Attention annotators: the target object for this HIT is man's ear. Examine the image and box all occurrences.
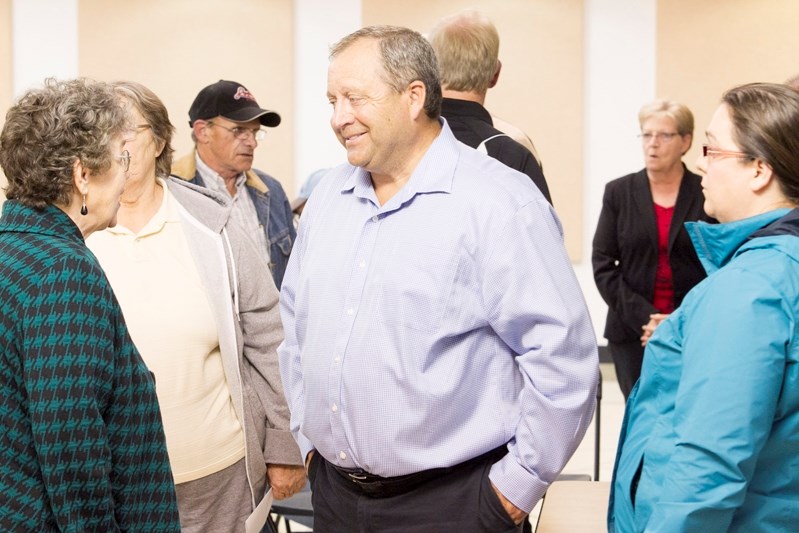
[72,158,90,195]
[193,120,210,144]
[407,80,427,120]
[488,59,502,89]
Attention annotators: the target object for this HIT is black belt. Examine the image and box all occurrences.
[330,445,507,499]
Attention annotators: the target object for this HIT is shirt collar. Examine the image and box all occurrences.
[195,152,246,197]
[340,118,459,208]
[105,178,179,237]
[441,97,493,124]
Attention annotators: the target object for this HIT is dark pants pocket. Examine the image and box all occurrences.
[478,463,522,532]
[307,451,321,487]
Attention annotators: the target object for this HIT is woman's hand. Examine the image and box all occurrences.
[641,313,669,346]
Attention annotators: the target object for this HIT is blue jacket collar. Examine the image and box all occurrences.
[686,208,793,274]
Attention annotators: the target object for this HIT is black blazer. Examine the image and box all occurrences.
[592,167,713,342]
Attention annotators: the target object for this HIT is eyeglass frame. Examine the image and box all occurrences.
[116,149,131,172]
[207,120,267,141]
[638,131,682,143]
[701,144,754,161]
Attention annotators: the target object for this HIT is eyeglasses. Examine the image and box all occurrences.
[638,132,681,143]
[123,125,151,144]
[208,121,267,141]
[116,150,131,172]
[702,144,753,161]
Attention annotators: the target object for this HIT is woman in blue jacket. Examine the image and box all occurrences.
[609,82,799,531]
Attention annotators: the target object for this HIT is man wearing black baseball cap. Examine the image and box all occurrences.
[172,80,295,288]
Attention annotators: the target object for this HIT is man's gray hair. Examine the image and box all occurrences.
[330,25,442,119]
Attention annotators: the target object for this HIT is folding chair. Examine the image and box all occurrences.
[270,483,313,532]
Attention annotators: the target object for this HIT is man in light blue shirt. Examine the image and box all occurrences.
[278,25,598,532]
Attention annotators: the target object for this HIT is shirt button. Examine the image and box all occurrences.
[331,403,338,412]
[347,308,354,315]
[371,215,379,223]
[335,356,341,363]
[359,260,366,268]
[339,451,347,460]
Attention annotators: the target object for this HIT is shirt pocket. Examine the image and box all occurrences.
[377,242,461,333]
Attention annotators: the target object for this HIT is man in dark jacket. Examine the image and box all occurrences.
[429,10,552,204]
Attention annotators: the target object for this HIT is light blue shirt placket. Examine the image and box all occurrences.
[329,206,384,468]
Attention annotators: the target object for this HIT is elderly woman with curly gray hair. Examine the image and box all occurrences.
[0,78,180,531]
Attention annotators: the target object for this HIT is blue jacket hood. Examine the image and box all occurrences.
[748,206,799,240]
[685,208,794,275]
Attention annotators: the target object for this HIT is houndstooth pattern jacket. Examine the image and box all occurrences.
[0,201,180,532]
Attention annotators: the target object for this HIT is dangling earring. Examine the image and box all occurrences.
[80,194,88,216]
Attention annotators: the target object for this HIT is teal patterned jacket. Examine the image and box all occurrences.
[0,201,180,532]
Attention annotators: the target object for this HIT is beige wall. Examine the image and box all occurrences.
[5,1,799,244]
[0,0,9,117]
[79,0,295,190]
[363,0,585,259]
[0,0,10,199]
[658,0,799,172]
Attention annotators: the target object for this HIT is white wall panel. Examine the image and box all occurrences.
[12,0,77,96]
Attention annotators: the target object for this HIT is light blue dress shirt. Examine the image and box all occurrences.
[278,121,598,512]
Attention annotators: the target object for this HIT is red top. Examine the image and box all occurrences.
[652,204,675,313]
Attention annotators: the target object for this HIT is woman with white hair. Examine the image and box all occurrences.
[593,99,713,399]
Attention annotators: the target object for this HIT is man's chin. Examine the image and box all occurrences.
[236,155,254,170]
[346,151,367,168]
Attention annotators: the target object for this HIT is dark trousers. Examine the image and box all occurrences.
[609,339,644,400]
[308,452,523,533]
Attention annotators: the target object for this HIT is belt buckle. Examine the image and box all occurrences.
[348,472,369,482]
[346,471,385,495]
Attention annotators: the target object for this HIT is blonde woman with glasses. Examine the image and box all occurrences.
[592,99,714,399]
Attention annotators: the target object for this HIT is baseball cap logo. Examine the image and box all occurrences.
[234,86,257,102]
